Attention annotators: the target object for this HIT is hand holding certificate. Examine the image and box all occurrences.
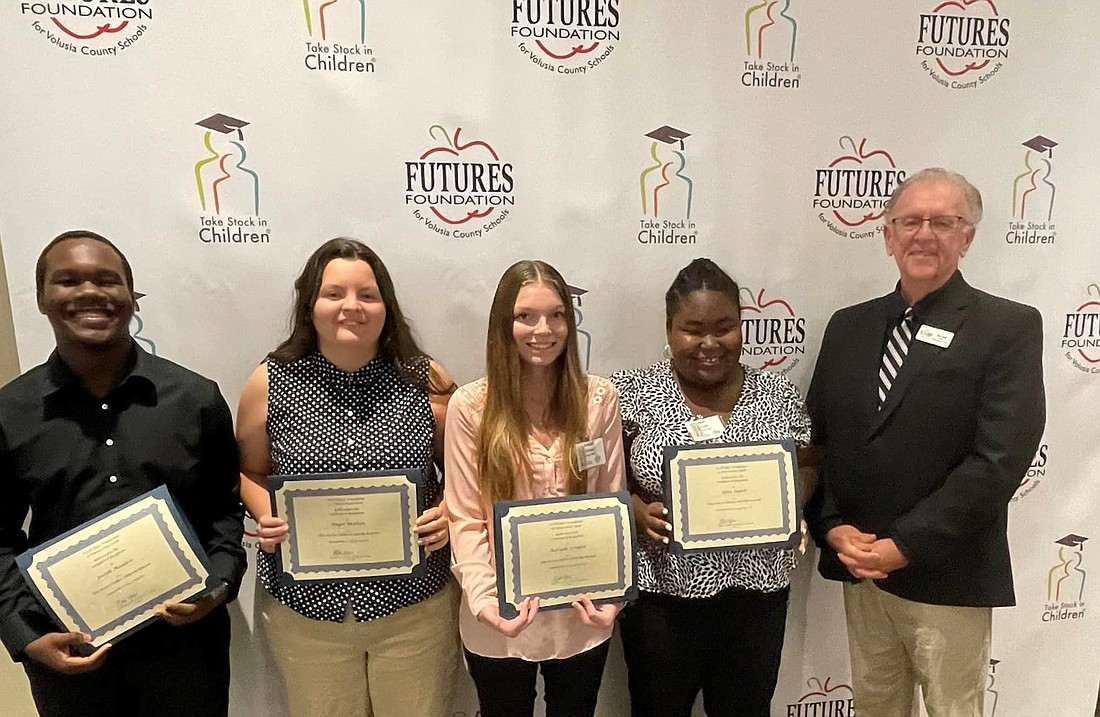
[493,492,638,619]
[268,469,425,583]
[662,440,802,553]
[17,486,214,648]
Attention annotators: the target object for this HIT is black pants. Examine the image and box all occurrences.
[23,606,231,717]
[464,640,611,717]
[619,586,789,717]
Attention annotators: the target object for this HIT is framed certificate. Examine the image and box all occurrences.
[16,486,213,647]
[662,440,801,553]
[493,491,637,619]
[269,469,425,583]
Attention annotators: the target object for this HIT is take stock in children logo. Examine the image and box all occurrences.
[405,125,515,239]
[1006,135,1058,247]
[915,0,1011,90]
[637,126,698,246]
[569,284,594,372]
[192,113,271,245]
[1042,534,1087,625]
[511,0,619,76]
[19,0,153,57]
[785,677,854,716]
[739,287,806,375]
[1060,283,1100,376]
[742,0,802,90]
[298,0,375,75]
[812,136,906,240]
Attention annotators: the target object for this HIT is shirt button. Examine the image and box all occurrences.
[108,475,118,483]
[346,409,354,417]
[101,403,109,411]
[105,438,114,447]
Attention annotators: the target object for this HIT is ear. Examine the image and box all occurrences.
[883,223,896,257]
[960,226,976,257]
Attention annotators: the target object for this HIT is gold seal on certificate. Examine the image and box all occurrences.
[16,486,213,647]
[269,470,424,583]
[493,491,637,619]
[662,440,801,552]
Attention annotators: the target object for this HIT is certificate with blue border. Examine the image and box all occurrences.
[662,440,801,553]
[16,486,213,647]
[269,470,424,583]
[493,491,637,619]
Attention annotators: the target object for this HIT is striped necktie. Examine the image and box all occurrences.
[878,307,914,408]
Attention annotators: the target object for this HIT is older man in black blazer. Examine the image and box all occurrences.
[806,168,1045,717]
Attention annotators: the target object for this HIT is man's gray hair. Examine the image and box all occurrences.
[883,167,984,225]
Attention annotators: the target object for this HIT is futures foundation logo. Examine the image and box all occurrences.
[299,0,375,74]
[1012,442,1048,504]
[1060,284,1100,375]
[405,125,515,239]
[1042,534,1087,625]
[813,136,905,240]
[739,287,805,375]
[20,1,153,57]
[742,0,801,90]
[511,0,619,76]
[1006,135,1057,247]
[785,677,854,716]
[915,0,1011,89]
[637,126,698,246]
[193,114,271,245]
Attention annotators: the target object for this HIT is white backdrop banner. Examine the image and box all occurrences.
[1,2,1097,715]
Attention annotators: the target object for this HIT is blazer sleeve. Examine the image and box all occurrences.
[805,313,845,544]
[888,304,1046,565]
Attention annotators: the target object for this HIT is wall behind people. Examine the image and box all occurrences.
[0,2,1097,715]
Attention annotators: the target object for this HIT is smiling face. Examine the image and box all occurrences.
[667,289,743,390]
[312,258,387,359]
[512,282,568,371]
[38,238,135,352]
[884,179,975,303]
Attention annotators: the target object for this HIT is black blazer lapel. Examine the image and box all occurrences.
[866,277,973,437]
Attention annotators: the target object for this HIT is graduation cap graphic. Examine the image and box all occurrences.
[568,285,588,306]
[196,113,250,141]
[1022,135,1057,157]
[1055,534,1087,548]
[989,659,1000,667]
[645,126,691,150]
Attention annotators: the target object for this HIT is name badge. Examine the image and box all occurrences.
[685,415,725,442]
[575,438,606,472]
[915,324,954,348]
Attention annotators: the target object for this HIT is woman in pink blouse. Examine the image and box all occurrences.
[445,260,626,717]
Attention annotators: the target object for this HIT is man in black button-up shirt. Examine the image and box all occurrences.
[0,230,246,716]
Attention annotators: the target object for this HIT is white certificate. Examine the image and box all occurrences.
[17,486,212,646]
[663,440,801,552]
[270,470,423,582]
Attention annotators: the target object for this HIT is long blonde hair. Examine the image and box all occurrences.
[477,260,589,503]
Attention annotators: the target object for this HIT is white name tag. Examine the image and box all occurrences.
[685,415,725,442]
[915,324,954,348]
[575,438,606,471]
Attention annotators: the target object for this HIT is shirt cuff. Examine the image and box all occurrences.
[1,609,56,662]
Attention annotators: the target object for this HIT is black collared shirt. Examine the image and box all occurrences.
[883,270,964,342]
[0,345,245,658]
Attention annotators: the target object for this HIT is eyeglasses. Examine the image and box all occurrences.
[888,215,968,234]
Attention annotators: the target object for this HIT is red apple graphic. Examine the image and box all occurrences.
[931,0,999,77]
[827,136,898,228]
[740,287,798,370]
[1074,297,1100,364]
[419,126,501,226]
[798,677,854,703]
[536,41,600,60]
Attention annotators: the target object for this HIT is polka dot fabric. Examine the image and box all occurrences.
[257,352,449,622]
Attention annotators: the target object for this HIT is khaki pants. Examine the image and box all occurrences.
[258,580,460,717]
[843,580,991,717]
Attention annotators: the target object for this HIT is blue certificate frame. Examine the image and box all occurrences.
[16,485,214,647]
[492,491,637,619]
[268,469,425,584]
[662,439,801,553]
